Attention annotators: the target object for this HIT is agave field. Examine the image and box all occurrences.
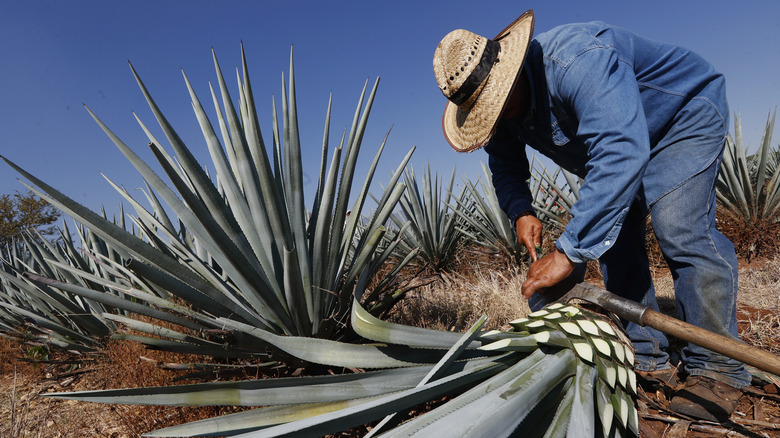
[1,46,779,437]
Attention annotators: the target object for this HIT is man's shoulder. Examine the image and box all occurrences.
[535,21,615,60]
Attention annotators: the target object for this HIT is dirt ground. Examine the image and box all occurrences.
[1,260,779,437]
[634,302,780,438]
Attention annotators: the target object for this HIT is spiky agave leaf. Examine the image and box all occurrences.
[528,155,581,228]
[454,159,580,265]
[46,287,638,438]
[716,109,780,220]
[390,164,466,271]
[1,44,417,344]
[0,224,120,352]
[454,162,523,262]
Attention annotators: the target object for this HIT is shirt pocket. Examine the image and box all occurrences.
[550,118,573,146]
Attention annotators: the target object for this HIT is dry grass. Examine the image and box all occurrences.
[387,266,531,332]
[738,256,780,309]
[388,254,780,355]
[737,256,780,354]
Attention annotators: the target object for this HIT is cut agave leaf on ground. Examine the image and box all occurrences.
[137,302,634,437]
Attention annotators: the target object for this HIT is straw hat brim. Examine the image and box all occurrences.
[442,10,535,152]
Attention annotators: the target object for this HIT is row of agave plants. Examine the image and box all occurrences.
[0,43,776,436]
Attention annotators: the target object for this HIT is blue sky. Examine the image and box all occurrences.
[2,1,779,218]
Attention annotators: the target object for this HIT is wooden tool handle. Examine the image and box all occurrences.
[642,308,780,376]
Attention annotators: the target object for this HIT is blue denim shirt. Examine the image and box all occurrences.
[485,22,727,263]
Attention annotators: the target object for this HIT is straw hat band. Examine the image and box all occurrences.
[448,39,501,106]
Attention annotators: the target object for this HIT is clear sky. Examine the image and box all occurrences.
[2,0,779,218]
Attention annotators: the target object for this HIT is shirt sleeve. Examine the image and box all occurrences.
[483,124,535,224]
[552,45,650,263]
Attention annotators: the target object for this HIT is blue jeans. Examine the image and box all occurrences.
[530,122,750,389]
[643,157,749,388]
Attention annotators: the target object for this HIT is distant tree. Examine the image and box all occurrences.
[0,190,61,252]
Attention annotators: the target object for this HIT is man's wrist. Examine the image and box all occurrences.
[512,210,536,227]
[555,245,575,265]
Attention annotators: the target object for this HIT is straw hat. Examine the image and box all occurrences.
[433,10,535,152]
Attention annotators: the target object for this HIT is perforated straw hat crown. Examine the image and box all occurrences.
[433,10,534,152]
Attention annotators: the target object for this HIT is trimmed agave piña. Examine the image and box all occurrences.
[1,45,416,348]
[45,280,638,437]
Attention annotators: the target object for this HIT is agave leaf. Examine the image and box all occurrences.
[327,79,375,278]
[393,165,464,270]
[754,109,776,201]
[0,301,100,348]
[3,150,274,332]
[144,398,386,437]
[310,142,342,301]
[137,172,177,235]
[281,49,314,329]
[308,93,333,233]
[452,163,522,261]
[100,175,282,331]
[381,349,575,438]
[144,358,512,438]
[541,380,576,438]
[365,315,489,437]
[37,257,218,328]
[339,145,415,292]
[102,313,223,347]
[282,245,311,335]
[125,257,258,326]
[47,355,507,407]
[216,316,488,369]
[351,293,484,349]
[335,132,398,284]
[182,70,277,281]
[734,116,756,215]
[208,81,242,190]
[111,333,258,358]
[24,273,203,332]
[716,110,780,222]
[759,109,777,215]
[147,142,292,330]
[228,357,510,438]
[214,49,291,260]
[340,184,407,290]
[0,266,111,337]
[568,361,598,437]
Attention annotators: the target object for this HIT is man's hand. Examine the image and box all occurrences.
[515,212,543,262]
[521,248,576,299]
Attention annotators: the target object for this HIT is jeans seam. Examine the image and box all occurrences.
[703,163,739,312]
[646,97,727,207]
[648,154,719,208]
